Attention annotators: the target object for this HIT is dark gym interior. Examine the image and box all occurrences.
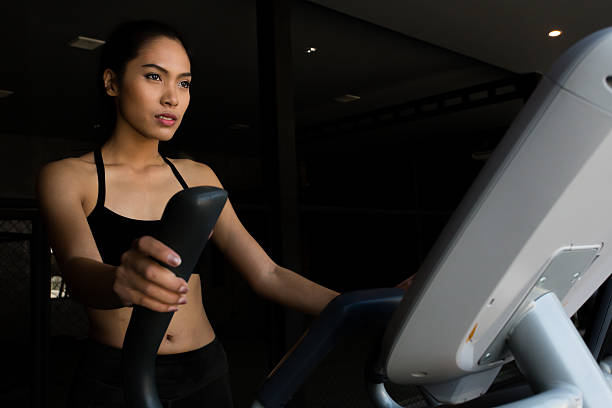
[2,1,612,407]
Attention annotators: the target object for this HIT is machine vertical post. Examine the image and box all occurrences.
[507,292,612,407]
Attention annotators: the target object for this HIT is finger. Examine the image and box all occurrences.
[113,273,187,312]
[126,287,183,313]
[133,236,182,267]
[123,254,188,295]
[122,267,188,306]
[123,245,188,291]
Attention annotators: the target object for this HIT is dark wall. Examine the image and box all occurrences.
[0,133,93,199]
[295,99,524,291]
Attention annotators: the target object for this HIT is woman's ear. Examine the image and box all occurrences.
[103,69,119,96]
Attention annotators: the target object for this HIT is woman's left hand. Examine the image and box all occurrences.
[396,274,416,291]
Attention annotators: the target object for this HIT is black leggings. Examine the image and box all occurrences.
[68,338,233,408]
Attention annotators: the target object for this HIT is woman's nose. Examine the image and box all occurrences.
[161,86,179,107]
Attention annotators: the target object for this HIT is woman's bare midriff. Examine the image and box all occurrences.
[86,274,215,354]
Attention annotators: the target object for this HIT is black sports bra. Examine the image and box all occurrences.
[87,148,188,266]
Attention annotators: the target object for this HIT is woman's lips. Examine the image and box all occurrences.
[155,113,177,126]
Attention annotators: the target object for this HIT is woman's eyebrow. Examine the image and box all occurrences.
[141,63,192,77]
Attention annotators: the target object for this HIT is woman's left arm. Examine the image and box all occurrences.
[214,199,339,315]
[192,163,339,315]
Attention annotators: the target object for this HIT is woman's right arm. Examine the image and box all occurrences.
[37,160,188,312]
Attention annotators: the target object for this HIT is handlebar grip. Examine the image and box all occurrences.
[122,186,228,408]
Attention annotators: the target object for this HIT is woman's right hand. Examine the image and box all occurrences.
[113,236,189,312]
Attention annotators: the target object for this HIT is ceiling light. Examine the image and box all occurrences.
[69,36,105,50]
[0,90,14,98]
[305,47,317,54]
[548,30,563,38]
[333,94,361,103]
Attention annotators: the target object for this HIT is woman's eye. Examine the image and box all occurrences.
[179,80,191,89]
[145,73,161,81]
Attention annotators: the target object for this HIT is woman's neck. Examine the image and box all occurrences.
[103,126,163,169]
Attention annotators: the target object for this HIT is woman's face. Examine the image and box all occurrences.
[107,36,191,142]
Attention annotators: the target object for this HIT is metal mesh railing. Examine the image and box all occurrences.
[0,218,32,234]
[0,217,88,339]
[0,220,31,343]
[0,210,89,408]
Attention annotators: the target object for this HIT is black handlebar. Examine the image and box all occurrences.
[121,186,228,408]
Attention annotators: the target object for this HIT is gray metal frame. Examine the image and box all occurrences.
[497,292,612,407]
[494,386,582,408]
[363,292,612,408]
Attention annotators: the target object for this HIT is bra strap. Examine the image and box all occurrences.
[163,157,189,190]
[93,148,106,208]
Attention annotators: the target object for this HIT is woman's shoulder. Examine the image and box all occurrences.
[37,153,99,205]
[165,158,223,188]
[39,152,97,182]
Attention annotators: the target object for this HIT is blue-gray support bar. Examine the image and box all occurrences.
[365,381,404,408]
[253,288,404,408]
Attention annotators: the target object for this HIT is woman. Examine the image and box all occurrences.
[37,20,341,407]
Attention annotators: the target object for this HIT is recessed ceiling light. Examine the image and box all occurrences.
[0,90,14,98]
[305,47,317,54]
[333,94,361,103]
[548,30,563,38]
[69,36,105,50]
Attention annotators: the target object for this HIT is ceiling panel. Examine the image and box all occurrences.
[309,0,612,73]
